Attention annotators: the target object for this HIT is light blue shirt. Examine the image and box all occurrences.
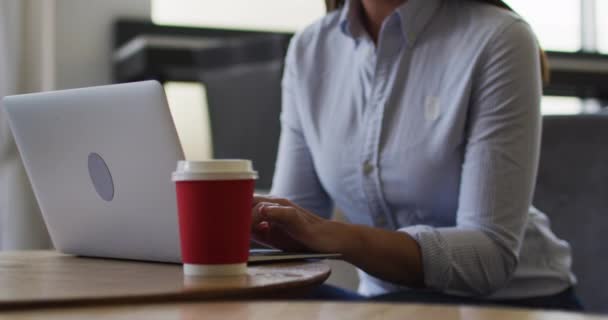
[270,0,575,298]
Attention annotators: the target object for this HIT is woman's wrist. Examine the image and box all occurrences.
[325,221,363,260]
[322,221,426,287]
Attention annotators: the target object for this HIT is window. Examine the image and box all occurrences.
[164,82,213,160]
[598,0,608,53]
[541,96,584,115]
[153,1,602,115]
[153,0,604,54]
[505,0,597,114]
[505,0,581,52]
[151,0,326,32]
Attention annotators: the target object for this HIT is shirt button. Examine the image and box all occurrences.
[363,161,374,175]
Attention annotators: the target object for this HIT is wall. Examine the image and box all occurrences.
[0,0,54,250]
[54,0,151,90]
[0,0,151,250]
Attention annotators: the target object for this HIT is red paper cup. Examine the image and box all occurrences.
[172,160,257,276]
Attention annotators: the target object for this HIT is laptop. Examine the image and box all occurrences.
[3,81,338,263]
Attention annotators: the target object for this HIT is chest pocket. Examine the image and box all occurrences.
[391,95,443,150]
[424,96,441,121]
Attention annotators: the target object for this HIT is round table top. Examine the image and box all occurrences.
[0,251,330,310]
[0,301,604,320]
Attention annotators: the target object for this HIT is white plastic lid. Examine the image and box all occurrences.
[172,159,258,181]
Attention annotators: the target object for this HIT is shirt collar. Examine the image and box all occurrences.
[339,0,365,40]
[339,0,442,47]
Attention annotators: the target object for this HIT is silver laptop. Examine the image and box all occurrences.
[3,81,338,263]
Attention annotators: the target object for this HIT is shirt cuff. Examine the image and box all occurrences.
[399,225,452,291]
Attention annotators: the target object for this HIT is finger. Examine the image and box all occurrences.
[251,202,288,227]
[252,202,277,227]
[255,221,270,231]
[252,196,313,217]
[260,205,301,233]
[251,202,265,226]
[252,194,266,206]
[254,196,311,214]
[256,202,280,212]
[253,195,271,204]
[253,195,292,207]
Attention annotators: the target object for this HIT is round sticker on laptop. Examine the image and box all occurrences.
[88,152,114,201]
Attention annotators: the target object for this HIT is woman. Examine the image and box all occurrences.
[252,0,580,310]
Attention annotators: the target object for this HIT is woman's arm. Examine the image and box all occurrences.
[255,19,541,295]
[270,34,334,219]
[253,196,424,287]
[399,19,542,295]
[252,34,334,251]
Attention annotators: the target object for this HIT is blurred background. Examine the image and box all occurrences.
[0,0,607,310]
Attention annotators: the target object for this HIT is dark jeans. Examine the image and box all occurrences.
[304,285,583,312]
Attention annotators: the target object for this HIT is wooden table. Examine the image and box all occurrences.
[0,302,605,320]
[0,251,330,310]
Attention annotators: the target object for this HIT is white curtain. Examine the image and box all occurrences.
[0,0,52,250]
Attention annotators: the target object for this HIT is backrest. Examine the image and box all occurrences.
[533,114,608,313]
[201,60,283,190]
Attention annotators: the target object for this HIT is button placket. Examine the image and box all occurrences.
[360,23,404,228]
[360,120,382,225]
[370,112,387,227]
[363,23,405,229]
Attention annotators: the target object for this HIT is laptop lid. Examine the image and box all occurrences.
[4,81,185,262]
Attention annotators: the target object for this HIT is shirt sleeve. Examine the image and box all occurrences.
[269,37,334,219]
[399,20,542,295]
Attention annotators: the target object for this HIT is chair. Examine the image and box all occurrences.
[533,114,608,313]
[200,60,283,190]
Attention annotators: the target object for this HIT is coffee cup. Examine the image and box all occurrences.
[172,160,257,276]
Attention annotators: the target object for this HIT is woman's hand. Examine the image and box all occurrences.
[251,195,424,287]
[251,195,349,253]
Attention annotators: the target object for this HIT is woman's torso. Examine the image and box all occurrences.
[284,0,575,298]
